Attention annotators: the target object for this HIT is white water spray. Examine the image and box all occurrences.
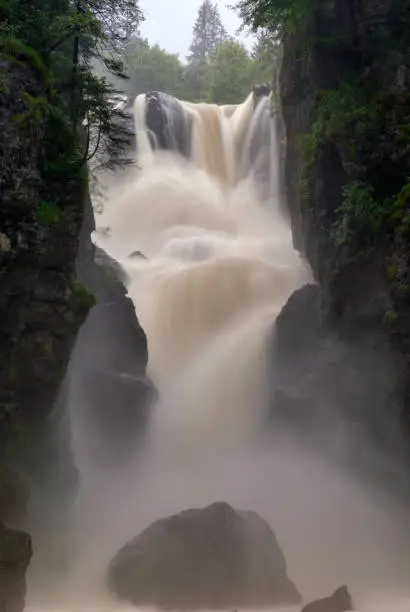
[27,92,410,612]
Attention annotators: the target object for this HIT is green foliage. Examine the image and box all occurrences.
[206,39,254,104]
[188,0,228,64]
[14,93,50,131]
[233,0,314,36]
[1,0,144,186]
[331,181,388,248]
[124,38,185,98]
[391,181,410,233]
[111,27,275,105]
[0,35,49,79]
[383,310,398,327]
[387,264,398,282]
[35,200,61,226]
[185,0,228,101]
[249,29,280,86]
[300,78,410,248]
[69,280,96,313]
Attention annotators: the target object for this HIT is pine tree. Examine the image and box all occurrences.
[1,0,144,171]
[250,28,280,87]
[187,0,227,64]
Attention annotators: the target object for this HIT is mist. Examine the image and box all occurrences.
[26,91,410,612]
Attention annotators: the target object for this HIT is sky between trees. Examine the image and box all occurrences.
[139,0,247,59]
[95,0,279,105]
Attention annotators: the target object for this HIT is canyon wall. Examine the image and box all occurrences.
[0,53,92,609]
[272,0,410,486]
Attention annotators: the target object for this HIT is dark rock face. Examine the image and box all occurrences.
[271,284,408,493]
[73,180,157,467]
[252,82,271,105]
[0,57,93,594]
[145,91,191,157]
[69,288,156,465]
[0,57,91,481]
[301,585,354,612]
[0,523,32,612]
[108,501,301,608]
[275,0,410,467]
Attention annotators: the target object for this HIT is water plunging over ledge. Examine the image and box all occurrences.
[26,92,410,612]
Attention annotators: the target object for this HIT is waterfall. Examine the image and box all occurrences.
[26,91,410,612]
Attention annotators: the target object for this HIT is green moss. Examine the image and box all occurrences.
[331,181,388,247]
[0,36,49,81]
[0,71,10,94]
[14,93,50,130]
[298,131,319,207]
[35,200,61,226]
[299,80,410,249]
[387,263,398,282]
[383,310,398,326]
[69,281,96,315]
[391,181,410,233]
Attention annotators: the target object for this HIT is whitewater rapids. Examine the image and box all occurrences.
[93,93,310,446]
[26,92,410,612]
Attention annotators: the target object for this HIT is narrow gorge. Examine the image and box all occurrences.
[1,2,410,612]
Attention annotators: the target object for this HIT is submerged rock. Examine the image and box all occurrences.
[0,522,32,612]
[107,501,301,607]
[301,585,354,612]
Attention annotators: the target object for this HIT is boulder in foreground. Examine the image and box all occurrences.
[107,501,301,608]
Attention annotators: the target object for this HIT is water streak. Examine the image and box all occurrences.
[27,91,410,612]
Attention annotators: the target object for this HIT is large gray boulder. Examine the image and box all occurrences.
[107,501,301,608]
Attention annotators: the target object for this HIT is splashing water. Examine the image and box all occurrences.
[27,92,410,612]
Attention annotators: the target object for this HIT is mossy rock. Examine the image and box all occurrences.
[69,281,96,315]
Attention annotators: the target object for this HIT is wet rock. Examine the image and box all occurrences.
[270,284,408,494]
[0,466,29,527]
[94,246,131,289]
[68,258,156,464]
[278,0,410,466]
[0,55,93,578]
[74,175,156,466]
[77,369,156,464]
[145,91,191,157]
[301,585,354,612]
[0,522,32,612]
[252,82,271,106]
[128,250,146,260]
[107,501,301,608]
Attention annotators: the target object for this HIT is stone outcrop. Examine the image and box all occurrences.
[0,523,32,612]
[270,284,407,491]
[273,0,410,475]
[68,281,156,465]
[0,52,93,606]
[107,501,301,608]
[71,188,157,467]
[145,91,191,157]
[0,54,92,479]
[301,585,354,612]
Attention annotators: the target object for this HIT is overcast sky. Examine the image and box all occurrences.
[139,0,252,60]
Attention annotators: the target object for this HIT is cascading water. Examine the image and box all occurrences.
[26,92,410,612]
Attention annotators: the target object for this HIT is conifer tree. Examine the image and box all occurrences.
[185,0,227,100]
[187,0,227,64]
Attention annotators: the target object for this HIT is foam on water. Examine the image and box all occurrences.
[27,92,410,612]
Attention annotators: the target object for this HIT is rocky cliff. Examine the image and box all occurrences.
[0,52,93,610]
[272,0,410,485]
